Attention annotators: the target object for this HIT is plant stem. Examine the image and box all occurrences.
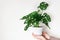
[37,8,43,15]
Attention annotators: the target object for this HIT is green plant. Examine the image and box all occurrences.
[21,2,51,31]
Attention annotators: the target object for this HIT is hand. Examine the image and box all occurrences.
[32,32,50,40]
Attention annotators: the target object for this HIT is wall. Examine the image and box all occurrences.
[0,0,60,40]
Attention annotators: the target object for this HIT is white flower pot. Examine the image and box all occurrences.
[32,27,43,35]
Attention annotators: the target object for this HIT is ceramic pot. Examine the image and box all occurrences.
[32,26,43,35]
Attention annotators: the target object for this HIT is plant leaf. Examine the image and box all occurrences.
[42,18,50,29]
[38,2,48,10]
[43,13,51,22]
[24,24,29,31]
[44,22,50,29]
[33,21,39,27]
[21,16,27,20]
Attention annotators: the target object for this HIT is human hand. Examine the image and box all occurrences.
[32,32,50,40]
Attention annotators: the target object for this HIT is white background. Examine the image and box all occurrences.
[0,0,60,40]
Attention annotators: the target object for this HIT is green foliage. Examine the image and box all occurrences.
[21,2,51,31]
[21,11,41,31]
[43,13,51,22]
[38,2,48,10]
[42,13,51,28]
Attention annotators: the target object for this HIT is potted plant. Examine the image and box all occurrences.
[21,2,51,35]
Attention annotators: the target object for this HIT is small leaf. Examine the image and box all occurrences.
[33,21,39,27]
[42,18,50,29]
[44,23,50,29]
[43,13,51,22]
[42,18,48,23]
[24,20,27,24]
[38,2,48,10]
[24,21,32,31]
[24,25,29,31]
[21,16,27,20]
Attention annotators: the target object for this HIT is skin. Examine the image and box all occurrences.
[32,32,50,40]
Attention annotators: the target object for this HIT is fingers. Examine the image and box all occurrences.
[32,33,46,40]
[32,32,50,40]
[42,32,50,40]
[38,36,46,40]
